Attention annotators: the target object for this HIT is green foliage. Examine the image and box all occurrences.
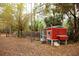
[67,19,74,40]
[0,3,30,37]
[0,4,14,33]
[44,16,62,27]
[33,19,46,31]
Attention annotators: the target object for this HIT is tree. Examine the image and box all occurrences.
[0,3,30,37]
[33,19,46,31]
[0,3,14,36]
[15,3,25,37]
[54,3,79,41]
[43,3,63,27]
[22,14,30,32]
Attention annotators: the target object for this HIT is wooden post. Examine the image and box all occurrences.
[31,3,33,42]
[51,24,53,46]
[51,40,54,46]
[65,39,67,45]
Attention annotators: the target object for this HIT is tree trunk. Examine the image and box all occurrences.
[73,4,78,41]
[68,4,78,41]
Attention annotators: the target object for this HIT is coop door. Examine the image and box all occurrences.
[47,30,52,39]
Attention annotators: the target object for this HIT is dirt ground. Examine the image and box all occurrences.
[0,34,79,56]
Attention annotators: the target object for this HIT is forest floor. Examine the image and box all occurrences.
[0,34,79,56]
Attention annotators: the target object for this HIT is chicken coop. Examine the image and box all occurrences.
[45,26,68,46]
